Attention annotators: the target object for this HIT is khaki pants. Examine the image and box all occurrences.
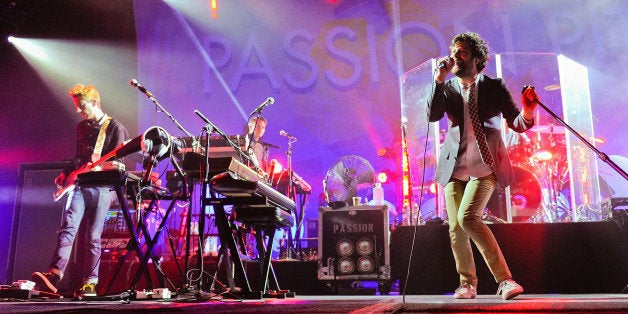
[444,173,511,287]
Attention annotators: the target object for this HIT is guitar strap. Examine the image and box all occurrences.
[91,114,111,164]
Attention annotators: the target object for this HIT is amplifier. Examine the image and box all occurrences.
[100,237,130,260]
[317,205,390,284]
[103,209,135,237]
[102,207,169,259]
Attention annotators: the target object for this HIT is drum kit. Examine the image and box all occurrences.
[506,123,589,222]
[413,123,606,224]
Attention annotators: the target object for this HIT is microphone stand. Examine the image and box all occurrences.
[193,110,254,297]
[133,83,199,288]
[137,84,199,150]
[199,122,214,295]
[192,111,221,296]
[284,137,299,260]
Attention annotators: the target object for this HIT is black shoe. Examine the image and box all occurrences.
[31,271,60,294]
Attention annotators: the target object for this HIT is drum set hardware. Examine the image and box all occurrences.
[499,123,607,222]
[530,125,565,134]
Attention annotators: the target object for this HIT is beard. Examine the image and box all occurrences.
[452,58,479,78]
[452,61,470,77]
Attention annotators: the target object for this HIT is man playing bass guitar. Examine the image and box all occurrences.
[31,84,129,298]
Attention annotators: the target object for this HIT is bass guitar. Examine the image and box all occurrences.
[53,149,120,202]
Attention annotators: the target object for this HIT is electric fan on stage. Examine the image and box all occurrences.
[323,155,375,208]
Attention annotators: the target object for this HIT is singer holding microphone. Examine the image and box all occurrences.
[427,32,539,300]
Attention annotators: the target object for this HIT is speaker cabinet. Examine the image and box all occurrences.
[317,205,390,283]
[7,163,68,284]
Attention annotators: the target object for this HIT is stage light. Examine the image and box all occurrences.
[211,0,218,19]
[6,37,48,60]
[377,169,396,184]
[376,147,396,159]
[534,150,553,162]
[377,171,387,183]
[270,158,283,174]
[429,182,438,194]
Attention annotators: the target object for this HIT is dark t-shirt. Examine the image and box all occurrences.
[64,117,129,174]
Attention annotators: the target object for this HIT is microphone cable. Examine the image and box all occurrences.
[402,65,441,304]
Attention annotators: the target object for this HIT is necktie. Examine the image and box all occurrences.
[467,84,494,166]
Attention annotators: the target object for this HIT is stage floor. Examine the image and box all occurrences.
[1,293,626,313]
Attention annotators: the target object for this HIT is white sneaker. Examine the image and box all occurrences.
[453,283,476,299]
[497,278,523,300]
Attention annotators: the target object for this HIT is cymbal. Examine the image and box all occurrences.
[589,136,606,144]
[544,84,560,91]
[530,125,565,134]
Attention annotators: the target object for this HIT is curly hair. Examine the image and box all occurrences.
[68,84,100,105]
[451,32,490,72]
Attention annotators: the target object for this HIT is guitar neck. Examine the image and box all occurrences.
[72,149,119,177]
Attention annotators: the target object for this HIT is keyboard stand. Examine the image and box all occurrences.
[78,170,177,295]
[127,196,178,291]
[208,198,262,299]
[236,205,295,298]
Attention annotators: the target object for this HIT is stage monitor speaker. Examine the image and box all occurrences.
[7,162,68,284]
[317,205,390,283]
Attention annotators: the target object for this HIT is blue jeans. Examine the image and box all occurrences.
[444,173,511,287]
[50,187,113,283]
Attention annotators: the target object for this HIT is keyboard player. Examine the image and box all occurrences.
[243,116,270,172]
[242,115,277,256]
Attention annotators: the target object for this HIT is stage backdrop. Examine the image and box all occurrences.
[1,0,626,285]
[133,0,627,220]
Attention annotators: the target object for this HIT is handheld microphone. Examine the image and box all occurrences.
[521,85,533,93]
[279,130,297,141]
[249,97,274,116]
[521,85,539,102]
[129,79,153,98]
[438,57,452,69]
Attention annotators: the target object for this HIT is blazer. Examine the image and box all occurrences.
[427,74,533,188]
